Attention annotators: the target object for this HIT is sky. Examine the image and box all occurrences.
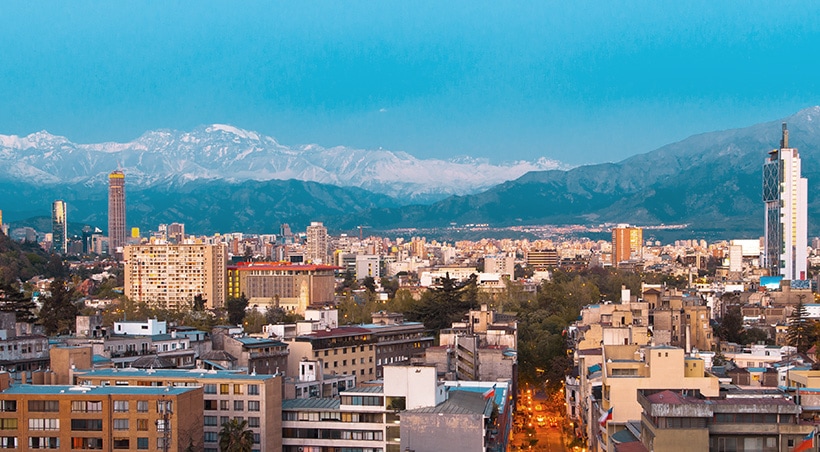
[1,1,820,166]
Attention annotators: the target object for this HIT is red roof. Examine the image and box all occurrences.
[228,261,341,272]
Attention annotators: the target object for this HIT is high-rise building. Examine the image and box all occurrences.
[108,170,126,253]
[123,243,228,310]
[51,200,67,254]
[305,221,328,264]
[612,225,643,267]
[167,222,185,243]
[763,123,808,280]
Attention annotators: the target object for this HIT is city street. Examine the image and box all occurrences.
[510,389,568,451]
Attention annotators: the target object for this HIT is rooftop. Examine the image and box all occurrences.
[74,368,277,381]
[1,384,196,396]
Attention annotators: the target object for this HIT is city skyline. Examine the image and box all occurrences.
[1,2,819,166]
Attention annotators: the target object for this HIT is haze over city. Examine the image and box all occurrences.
[2,1,820,165]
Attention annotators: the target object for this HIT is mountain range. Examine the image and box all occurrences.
[1,107,819,239]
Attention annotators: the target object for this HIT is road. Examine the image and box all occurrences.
[510,390,567,451]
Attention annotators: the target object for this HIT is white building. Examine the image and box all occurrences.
[763,123,808,280]
[113,318,167,336]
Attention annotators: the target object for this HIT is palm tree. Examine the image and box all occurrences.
[218,419,253,452]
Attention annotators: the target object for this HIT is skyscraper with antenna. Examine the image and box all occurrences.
[108,170,126,255]
[763,123,808,280]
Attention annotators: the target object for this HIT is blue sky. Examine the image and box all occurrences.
[1,1,819,165]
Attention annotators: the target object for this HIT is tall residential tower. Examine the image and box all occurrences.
[108,170,126,253]
[763,123,808,280]
[51,200,67,254]
[305,221,328,264]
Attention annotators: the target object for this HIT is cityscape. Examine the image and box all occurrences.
[2,3,820,452]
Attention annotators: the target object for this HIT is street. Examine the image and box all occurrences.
[510,389,568,451]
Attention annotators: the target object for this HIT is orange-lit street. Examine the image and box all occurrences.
[510,388,568,451]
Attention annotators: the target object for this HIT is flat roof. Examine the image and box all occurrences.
[1,384,196,396]
[74,368,276,381]
[282,398,340,410]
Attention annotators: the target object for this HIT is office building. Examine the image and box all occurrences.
[612,225,643,267]
[227,261,338,314]
[123,243,228,310]
[763,123,808,280]
[287,327,377,379]
[51,200,67,254]
[108,170,126,254]
[306,221,328,264]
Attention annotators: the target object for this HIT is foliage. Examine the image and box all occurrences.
[242,310,266,333]
[362,276,377,293]
[226,294,249,325]
[37,278,80,335]
[218,418,254,452]
[715,305,744,344]
[264,306,303,325]
[0,231,51,285]
[338,293,378,325]
[788,300,816,354]
[0,282,37,323]
[405,273,478,333]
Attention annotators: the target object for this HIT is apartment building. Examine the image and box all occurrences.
[0,381,203,451]
[123,242,228,310]
[73,368,282,452]
[363,312,433,378]
[287,327,377,379]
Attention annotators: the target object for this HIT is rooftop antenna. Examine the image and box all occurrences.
[781,123,789,148]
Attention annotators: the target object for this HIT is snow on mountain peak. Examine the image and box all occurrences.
[206,124,260,141]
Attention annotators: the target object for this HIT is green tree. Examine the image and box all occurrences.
[218,418,253,452]
[226,294,249,326]
[362,276,377,293]
[405,273,478,333]
[716,305,744,344]
[38,278,79,335]
[243,310,266,333]
[788,300,815,353]
[0,282,37,323]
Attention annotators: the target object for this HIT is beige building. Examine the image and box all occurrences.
[598,344,719,451]
[226,261,338,314]
[74,368,282,452]
[305,221,329,264]
[287,327,377,379]
[612,226,642,267]
[123,242,228,310]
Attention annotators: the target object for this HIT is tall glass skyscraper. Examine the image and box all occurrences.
[763,123,808,280]
[52,200,67,254]
[108,170,126,254]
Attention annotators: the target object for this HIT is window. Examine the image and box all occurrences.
[204,384,217,394]
[71,419,103,431]
[0,402,15,413]
[157,438,168,449]
[113,419,129,430]
[0,437,16,448]
[234,401,244,411]
[221,417,230,426]
[248,401,260,412]
[156,419,167,432]
[234,384,243,395]
[248,417,260,428]
[0,419,16,430]
[137,419,148,431]
[157,400,172,413]
[220,400,229,411]
[71,437,103,449]
[204,416,218,426]
[220,384,229,394]
[248,384,259,395]
[137,437,149,450]
[205,400,217,410]
[137,401,148,413]
[28,437,59,449]
[71,401,102,412]
[113,400,129,412]
[28,419,59,431]
[204,432,218,443]
[28,401,59,412]
[253,433,260,444]
[113,438,130,449]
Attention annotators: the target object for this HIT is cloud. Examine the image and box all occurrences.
[379,108,388,113]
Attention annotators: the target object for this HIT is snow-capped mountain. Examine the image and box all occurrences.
[0,125,567,203]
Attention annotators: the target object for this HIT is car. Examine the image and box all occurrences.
[536,415,546,423]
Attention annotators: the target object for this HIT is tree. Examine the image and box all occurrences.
[788,300,815,353]
[0,282,37,323]
[218,418,253,452]
[716,305,744,344]
[243,309,266,333]
[226,294,249,326]
[38,278,79,335]
[193,294,206,311]
[362,276,377,293]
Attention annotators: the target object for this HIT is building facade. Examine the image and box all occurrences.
[612,226,643,267]
[123,243,228,310]
[226,262,338,314]
[51,200,67,254]
[107,170,126,254]
[306,221,329,264]
[763,123,808,280]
